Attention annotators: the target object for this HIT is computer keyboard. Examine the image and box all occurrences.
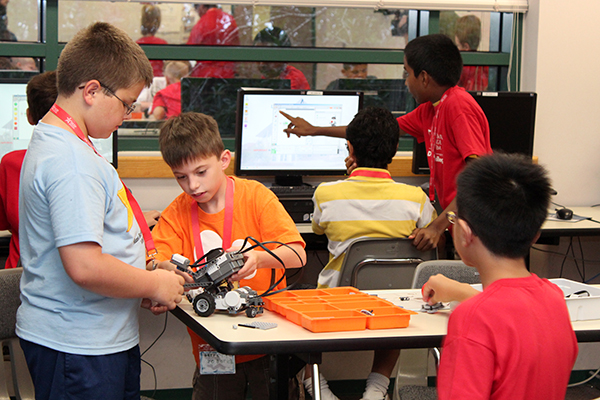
[269,185,316,199]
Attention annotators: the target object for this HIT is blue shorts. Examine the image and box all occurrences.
[20,339,141,400]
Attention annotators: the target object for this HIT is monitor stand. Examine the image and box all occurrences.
[274,175,304,187]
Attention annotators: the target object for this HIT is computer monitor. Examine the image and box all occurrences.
[411,91,537,174]
[0,79,118,168]
[329,78,407,114]
[181,77,292,138]
[235,89,363,186]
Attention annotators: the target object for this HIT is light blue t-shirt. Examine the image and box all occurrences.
[16,122,146,355]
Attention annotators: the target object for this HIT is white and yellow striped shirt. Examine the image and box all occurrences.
[312,168,437,288]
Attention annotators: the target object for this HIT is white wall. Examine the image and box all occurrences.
[522,0,600,371]
[523,0,600,207]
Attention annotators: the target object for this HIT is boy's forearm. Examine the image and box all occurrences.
[257,243,306,270]
[433,197,457,233]
[314,125,346,138]
[59,242,162,299]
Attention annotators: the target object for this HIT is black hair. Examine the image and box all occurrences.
[253,26,291,47]
[404,33,463,87]
[456,153,552,259]
[346,107,399,169]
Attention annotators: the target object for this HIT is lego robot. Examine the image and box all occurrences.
[170,250,264,318]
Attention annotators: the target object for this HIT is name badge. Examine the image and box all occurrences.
[199,344,235,375]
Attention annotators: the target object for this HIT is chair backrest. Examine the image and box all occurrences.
[0,267,22,340]
[338,238,437,290]
[411,260,480,289]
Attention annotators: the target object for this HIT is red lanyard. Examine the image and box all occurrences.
[349,168,392,179]
[190,177,234,260]
[427,93,447,202]
[50,103,157,259]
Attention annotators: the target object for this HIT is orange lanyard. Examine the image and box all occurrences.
[190,177,234,260]
[50,103,157,259]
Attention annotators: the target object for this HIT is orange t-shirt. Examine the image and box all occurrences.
[152,176,305,364]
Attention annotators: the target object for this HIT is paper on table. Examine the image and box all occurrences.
[546,212,591,223]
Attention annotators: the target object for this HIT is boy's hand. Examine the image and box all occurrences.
[149,269,186,310]
[422,274,479,305]
[140,298,170,315]
[280,111,316,137]
[227,247,259,282]
[409,225,442,251]
[345,155,357,174]
[143,210,161,228]
[156,259,195,283]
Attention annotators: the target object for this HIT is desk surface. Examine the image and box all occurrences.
[171,289,600,357]
[541,206,600,237]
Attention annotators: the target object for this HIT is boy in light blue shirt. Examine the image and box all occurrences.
[16,22,187,400]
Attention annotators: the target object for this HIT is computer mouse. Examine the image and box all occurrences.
[556,208,573,220]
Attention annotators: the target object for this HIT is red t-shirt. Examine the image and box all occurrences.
[397,86,491,209]
[438,275,578,400]
[136,36,168,78]
[187,7,239,79]
[281,65,310,90]
[0,149,26,269]
[458,66,489,91]
[151,81,182,119]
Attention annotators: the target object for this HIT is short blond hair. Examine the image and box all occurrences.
[57,22,153,96]
[159,112,224,169]
[163,61,191,81]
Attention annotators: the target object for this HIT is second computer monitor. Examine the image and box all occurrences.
[235,89,363,186]
[0,78,118,167]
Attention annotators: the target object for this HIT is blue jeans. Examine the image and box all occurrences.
[20,339,141,400]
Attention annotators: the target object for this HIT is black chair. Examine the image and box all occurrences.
[0,267,34,400]
[338,237,438,290]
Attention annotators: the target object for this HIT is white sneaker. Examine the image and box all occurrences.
[302,371,340,400]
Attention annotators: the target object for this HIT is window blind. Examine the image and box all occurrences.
[87,0,527,13]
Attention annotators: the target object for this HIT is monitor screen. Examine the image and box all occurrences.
[0,79,117,168]
[181,77,292,138]
[330,78,408,114]
[235,89,363,185]
[411,91,537,174]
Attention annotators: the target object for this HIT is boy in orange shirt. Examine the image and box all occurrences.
[152,112,306,400]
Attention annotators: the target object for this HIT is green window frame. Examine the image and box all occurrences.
[0,2,523,152]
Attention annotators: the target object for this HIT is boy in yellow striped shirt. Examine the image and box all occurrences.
[306,107,437,400]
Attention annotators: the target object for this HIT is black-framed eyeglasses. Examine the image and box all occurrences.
[99,82,136,116]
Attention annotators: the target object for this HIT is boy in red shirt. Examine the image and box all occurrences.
[422,153,577,400]
[281,34,491,251]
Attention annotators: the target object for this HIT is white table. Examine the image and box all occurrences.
[171,289,600,399]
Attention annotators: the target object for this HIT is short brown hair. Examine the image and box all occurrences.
[455,15,481,51]
[26,71,58,123]
[141,5,161,36]
[57,22,153,96]
[159,112,224,169]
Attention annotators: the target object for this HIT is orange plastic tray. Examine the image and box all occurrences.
[284,303,340,325]
[301,310,368,333]
[365,307,416,330]
[264,287,414,333]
